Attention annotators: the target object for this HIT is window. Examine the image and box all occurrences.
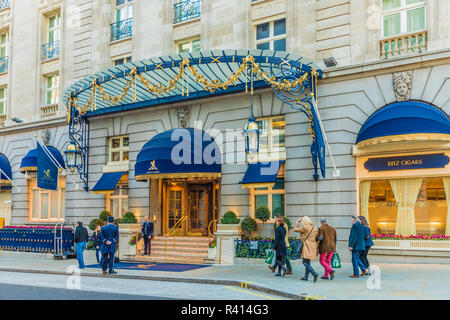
[108,136,129,164]
[45,75,59,105]
[47,15,61,43]
[0,32,8,59]
[0,87,6,114]
[107,184,129,219]
[382,0,426,37]
[363,177,448,236]
[177,38,200,53]
[28,177,66,221]
[255,18,286,51]
[113,56,132,66]
[115,0,133,22]
[256,116,286,161]
[251,164,286,220]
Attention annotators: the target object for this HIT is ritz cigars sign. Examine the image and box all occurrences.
[364,153,450,172]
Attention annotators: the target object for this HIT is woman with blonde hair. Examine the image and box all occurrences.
[294,216,319,283]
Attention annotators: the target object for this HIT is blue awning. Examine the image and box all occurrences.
[0,153,12,184]
[135,128,221,180]
[92,171,127,194]
[240,161,284,188]
[357,101,450,145]
[20,146,66,173]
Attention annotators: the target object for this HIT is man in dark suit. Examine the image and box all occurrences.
[348,216,367,278]
[141,216,154,256]
[99,216,119,275]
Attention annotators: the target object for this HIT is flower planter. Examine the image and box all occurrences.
[373,239,450,251]
[215,224,242,264]
[118,223,141,258]
[208,246,216,260]
[216,223,242,236]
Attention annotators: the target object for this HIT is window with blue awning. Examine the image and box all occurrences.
[240,161,285,189]
[92,171,127,194]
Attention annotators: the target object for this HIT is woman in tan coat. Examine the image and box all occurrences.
[294,216,319,283]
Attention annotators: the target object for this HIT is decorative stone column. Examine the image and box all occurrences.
[214,224,242,264]
[118,223,141,259]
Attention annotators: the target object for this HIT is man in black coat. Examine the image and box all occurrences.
[348,216,367,278]
[74,221,89,269]
[141,216,154,256]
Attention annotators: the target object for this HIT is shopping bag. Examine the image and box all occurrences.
[265,249,274,264]
[331,252,341,269]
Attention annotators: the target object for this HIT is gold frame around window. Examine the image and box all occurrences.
[255,115,286,162]
[106,183,129,219]
[27,176,66,222]
[108,135,130,164]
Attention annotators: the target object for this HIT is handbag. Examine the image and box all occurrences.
[331,252,341,269]
[297,227,315,256]
[265,249,274,265]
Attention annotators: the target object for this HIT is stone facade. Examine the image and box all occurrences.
[0,0,447,262]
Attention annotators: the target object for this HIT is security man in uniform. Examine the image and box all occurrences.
[141,216,154,256]
[99,216,119,275]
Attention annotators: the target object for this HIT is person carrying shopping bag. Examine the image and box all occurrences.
[318,217,337,280]
[294,216,319,283]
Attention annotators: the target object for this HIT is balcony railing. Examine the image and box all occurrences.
[41,41,61,61]
[380,31,428,59]
[0,57,7,73]
[174,0,201,24]
[0,0,10,10]
[40,104,59,118]
[110,18,133,42]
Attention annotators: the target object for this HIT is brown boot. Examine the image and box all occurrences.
[361,269,368,277]
[349,275,360,278]
[268,265,275,272]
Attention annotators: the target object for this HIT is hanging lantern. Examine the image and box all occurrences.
[64,142,81,172]
[244,117,259,155]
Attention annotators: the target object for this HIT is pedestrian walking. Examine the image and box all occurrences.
[93,225,102,264]
[99,216,119,275]
[348,216,367,278]
[273,217,287,277]
[74,221,89,270]
[294,216,319,283]
[358,215,374,274]
[141,216,154,256]
[318,217,337,280]
[269,215,292,274]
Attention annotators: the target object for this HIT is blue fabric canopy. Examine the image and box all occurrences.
[92,171,127,194]
[357,101,450,144]
[20,146,66,173]
[135,128,221,180]
[0,153,12,183]
[240,161,284,187]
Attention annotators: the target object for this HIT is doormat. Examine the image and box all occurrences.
[85,262,210,272]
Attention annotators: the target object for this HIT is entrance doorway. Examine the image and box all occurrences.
[163,179,218,236]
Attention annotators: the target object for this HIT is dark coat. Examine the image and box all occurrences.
[273,225,287,257]
[364,226,374,248]
[142,221,154,237]
[99,223,119,254]
[348,222,366,251]
[93,230,102,247]
[74,226,88,243]
[318,223,337,254]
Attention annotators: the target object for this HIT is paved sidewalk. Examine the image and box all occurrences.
[0,251,449,300]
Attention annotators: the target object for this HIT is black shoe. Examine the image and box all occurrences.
[275,273,281,277]
[281,267,286,277]
[313,274,318,283]
[330,270,335,280]
[109,270,117,274]
[300,277,309,281]
[321,276,329,280]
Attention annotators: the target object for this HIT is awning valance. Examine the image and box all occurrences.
[135,128,221,181]
[240,161,284,189]
[20,146,66,173]
[0,153,12,184]
[92,171,127,194]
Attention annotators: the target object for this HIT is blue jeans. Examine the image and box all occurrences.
[95,248,101,263]
[351,250,366,276]
[76,242,86,269]
[302,258,318,278]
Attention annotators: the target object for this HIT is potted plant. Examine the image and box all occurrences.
[255,206,274,238]
[241,217,257,239]
[208,238,217,260]
[216,211,242,235]
[117,211,141,258]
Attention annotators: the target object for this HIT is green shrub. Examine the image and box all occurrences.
[120,212,137,224]
[255,206,271,223]
[241,217,257,238]
[99,210,112,222]
[220,211,240,224]
[88,218,103,231]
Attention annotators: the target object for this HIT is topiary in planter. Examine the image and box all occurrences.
[99,210,112,222]
[255,206,271,223]
[120,212,138,224]
[89,218,103,231]
[241,217,257,238]
[221,211,240,224]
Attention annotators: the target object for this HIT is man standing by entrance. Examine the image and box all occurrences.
[141,216,154,256]
[74,221,89,269]
[99,216,119,275]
